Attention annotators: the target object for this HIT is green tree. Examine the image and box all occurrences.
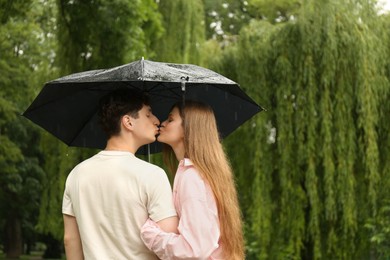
[204,0,251,40]
[0,0,54,256]
[247,0,302,23]
[363,10,390,258]
[56,0,163,73]
[250,0,386,258]
[154,0,205,64]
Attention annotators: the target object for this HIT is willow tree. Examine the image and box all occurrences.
[37,0,164,242]
[153,0,205,64]
[247,0,302,22]
[364,10,390,258]
[211,0,389,259]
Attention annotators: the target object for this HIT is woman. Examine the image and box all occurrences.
[141,101,245,259]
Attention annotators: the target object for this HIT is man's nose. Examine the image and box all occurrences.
[153,115,160,126]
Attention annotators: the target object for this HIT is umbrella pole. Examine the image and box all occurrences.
[148,143,151,162]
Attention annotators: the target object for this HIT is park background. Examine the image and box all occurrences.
[1,0,389,259]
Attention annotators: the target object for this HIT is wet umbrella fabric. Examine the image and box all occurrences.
[23,59,263,154]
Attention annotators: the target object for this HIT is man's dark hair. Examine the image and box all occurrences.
[98,88,150,137]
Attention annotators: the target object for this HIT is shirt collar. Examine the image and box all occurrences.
[100,150,134,156]
[179,158,194,167]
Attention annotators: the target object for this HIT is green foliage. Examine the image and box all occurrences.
[365,201,390,259]
[154,0,205,64]
[0,136,23,178]
[36,134,83,239]
[56,0,163,73]
[204,0,251,40]
[0,0,49,200]
[207,20,279,259]
[0,0,61,254]
[0,0,33,24]
[247,0,302,22]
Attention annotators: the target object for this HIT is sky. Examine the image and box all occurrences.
[378,0,390,13]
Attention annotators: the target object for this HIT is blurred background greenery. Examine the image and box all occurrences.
[1,0,389,259]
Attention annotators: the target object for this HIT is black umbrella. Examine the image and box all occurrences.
[23,59,263,154]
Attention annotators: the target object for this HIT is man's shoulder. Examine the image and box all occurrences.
[64,157,93,185]
[71,153,99,170]
[133,157,166,175]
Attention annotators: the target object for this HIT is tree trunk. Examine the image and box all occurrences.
[5,214,22,258]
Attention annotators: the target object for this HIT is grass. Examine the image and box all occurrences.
[0,251,64,260]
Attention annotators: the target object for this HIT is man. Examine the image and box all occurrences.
[62,88,178,259]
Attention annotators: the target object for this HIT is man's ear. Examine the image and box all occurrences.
[122,115,133,130]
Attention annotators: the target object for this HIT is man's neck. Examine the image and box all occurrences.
[105,136,138,154]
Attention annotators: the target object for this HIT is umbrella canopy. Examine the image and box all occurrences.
[23,59,263,154]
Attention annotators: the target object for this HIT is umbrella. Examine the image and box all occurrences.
[23,59,263,154]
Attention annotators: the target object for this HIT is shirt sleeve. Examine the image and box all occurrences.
[62,172,75,216]
[141,170,220,259]
[146,168,177,222]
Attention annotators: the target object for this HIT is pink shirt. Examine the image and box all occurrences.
[141,158,224,259]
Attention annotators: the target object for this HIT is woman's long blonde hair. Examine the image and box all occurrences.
[164,101,245,260]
